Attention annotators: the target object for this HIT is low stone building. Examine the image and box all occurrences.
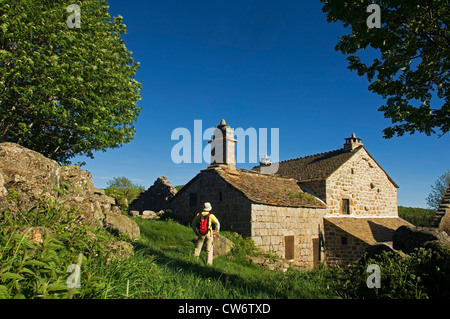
[170,120,411,268]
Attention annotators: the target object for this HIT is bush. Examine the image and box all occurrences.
[331,247,450,299]
[0,192,133,299]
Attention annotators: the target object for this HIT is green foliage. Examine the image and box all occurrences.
[0,191,132,299]
[398,206,436,227]
[105,176,145,211]
[0,0,141,164]
[331,248,450,299]
[321,0,450,138]
[426,169,450,210]
[174,185,184,192]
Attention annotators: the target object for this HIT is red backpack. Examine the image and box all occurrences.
[197,213,210,235]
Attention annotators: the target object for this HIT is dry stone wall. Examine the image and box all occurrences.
[326,148,398,217]
[251,203,327,268]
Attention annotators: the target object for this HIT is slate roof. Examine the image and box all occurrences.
[192,167,327,208]
[253,146,398,188]
[219,168,326,208]
[324,216,413,245]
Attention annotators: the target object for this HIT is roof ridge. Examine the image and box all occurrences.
[280,147,350,163]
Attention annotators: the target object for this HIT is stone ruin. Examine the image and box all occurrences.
[128,176,177,218]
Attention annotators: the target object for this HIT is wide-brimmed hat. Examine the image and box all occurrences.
[203,202,212,211]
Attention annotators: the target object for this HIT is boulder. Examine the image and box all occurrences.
[0,142,61,212]
[0,142,140,240]
[212,233,235,257]
[393,225,450,253]
[104,210,140,240]
[141,210,158,219]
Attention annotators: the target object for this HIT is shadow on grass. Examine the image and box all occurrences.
[131,241,290,299]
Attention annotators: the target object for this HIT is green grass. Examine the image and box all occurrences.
[131,218,341,299]
[2,194,447,299]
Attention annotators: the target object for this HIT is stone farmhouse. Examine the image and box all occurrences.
[170,119,411,268]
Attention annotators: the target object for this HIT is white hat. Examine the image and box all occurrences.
[203,202,212,211]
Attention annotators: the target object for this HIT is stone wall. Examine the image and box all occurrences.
[170,169,252,236]
[128,176,177,213]
[251,204,327,268]
[323,219,368,268]
[325,148,398,217]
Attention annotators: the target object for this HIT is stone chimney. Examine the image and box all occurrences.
[208,119,237,170]
[343,133,363,151]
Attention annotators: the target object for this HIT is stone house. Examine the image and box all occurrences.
[170,120,411,268]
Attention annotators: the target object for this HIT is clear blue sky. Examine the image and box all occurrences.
[73,0,449,208]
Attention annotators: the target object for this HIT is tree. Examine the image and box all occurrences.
[105,176,145,210]
[0,0,141,164]
[426,169,450,210]
[321,0,450,138]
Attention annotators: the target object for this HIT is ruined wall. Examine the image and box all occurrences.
[170,169,252,236]
[325,148,398,217]
[251,204,327,269]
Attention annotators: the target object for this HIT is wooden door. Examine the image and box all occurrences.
[312,238,320,269]
[285,236,295,260]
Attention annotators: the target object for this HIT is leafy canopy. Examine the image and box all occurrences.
[0,0,142,164]
[321,0,450,138]
[105,176,145,210]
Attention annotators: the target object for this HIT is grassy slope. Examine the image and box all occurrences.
[130,218,341,299]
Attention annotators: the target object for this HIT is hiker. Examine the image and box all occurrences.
[191,202,220,265]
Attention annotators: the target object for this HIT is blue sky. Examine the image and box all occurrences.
[73,0,449,208]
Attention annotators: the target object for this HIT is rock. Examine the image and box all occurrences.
[393,225,450,253]
[104,210,140,240]
[0,142,140,240]
[103,241,135,262]
[128,176,177,213]
[0,142,61,212]
[129,210,140,217]
[212,233,234,257]
[246,255,291,271]
[141,210,158,219]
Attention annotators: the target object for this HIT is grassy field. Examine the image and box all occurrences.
[2,202,448,299]
[126,218,341,299]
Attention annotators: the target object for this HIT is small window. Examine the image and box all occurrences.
[341,236,348,245]
[219,192,223,201]
[342,199,350,214]
[189,193,197,206]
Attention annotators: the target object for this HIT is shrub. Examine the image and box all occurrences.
[331,247,450,299]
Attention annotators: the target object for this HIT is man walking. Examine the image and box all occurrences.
[191,202,220,265]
